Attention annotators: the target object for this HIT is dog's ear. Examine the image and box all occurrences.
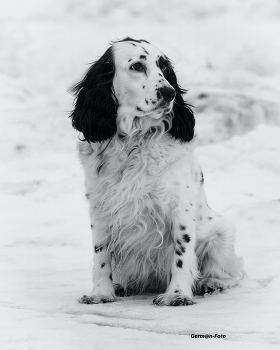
[70,47,117,143]
[164,60,195,143]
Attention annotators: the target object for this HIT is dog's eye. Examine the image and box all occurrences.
[130,62,144,72]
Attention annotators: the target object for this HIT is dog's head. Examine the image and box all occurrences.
[70,37,195,143]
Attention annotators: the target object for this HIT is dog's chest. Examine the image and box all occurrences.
[93,139,195,218]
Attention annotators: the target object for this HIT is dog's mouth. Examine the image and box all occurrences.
[136,100,174,118]
[117,99,174,136]
[149,101,174,119]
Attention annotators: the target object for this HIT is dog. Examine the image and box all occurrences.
[70,37,243,306]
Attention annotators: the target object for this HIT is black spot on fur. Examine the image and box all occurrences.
[174,290,179,293]
[85,193,90,199]
[140,55,147,60]
[145,99,149,104]
[141,47,149,55]
[182,234,191,243]
[156,91,161,99]
[175,249,182,256]
[208,216,213,220]
[128,59,132,62]
[142,85,145,89]
[136,106,143,112]
[179,225,186,231]
[101,263,105,268]
[176,259,183,268]
[176,239,185,254]
[190,203,193,206]
[185,209,188,212]
[109,273,112,280]
[90,224,93,228]
[94,245,103,253]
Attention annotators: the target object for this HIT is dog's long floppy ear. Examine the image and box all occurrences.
[164,59,195,142]
[70,47,117,143]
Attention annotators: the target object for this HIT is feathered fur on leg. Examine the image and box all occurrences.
[195,209,244,295]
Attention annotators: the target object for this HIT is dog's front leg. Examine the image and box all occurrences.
[153,203,198,306]
[79,220,116,304]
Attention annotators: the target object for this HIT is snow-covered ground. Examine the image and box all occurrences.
[1,1,280,349]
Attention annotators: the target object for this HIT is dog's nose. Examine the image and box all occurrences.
[158,86,176,102]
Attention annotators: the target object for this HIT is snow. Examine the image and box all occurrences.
[1,0,280,349]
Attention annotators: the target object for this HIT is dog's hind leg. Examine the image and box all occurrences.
[195,207,244,295]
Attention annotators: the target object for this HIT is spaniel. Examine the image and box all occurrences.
[70,37,243,306]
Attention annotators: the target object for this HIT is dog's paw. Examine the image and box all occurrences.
[114,284,133,297]
[153,291,195,306]
[196,277,236,296]
[78,294,115,304]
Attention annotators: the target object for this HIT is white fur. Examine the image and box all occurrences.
[77,40,244,306]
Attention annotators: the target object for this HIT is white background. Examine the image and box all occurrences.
[1,0,280,349]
